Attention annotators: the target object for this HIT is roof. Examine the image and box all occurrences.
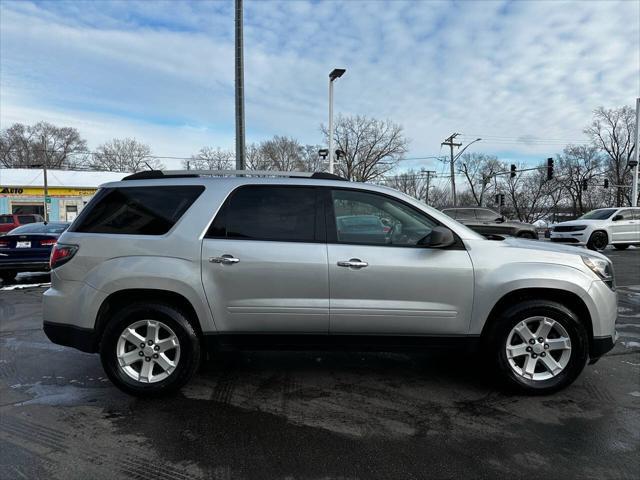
[0,169,127,188]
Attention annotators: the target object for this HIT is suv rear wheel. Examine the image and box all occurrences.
[100,302,201,396]
[487,300,588,394]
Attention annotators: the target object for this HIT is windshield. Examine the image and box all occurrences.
[9,222,70,235]
[579,209,617,220]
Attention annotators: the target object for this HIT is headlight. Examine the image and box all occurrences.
[581,255,615,290]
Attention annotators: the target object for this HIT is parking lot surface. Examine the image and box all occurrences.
[0,248,638,479]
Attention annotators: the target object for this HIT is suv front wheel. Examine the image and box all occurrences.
[488,300,588,394]
[100,302,201,396]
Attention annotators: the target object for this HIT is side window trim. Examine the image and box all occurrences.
[205,184,326,243]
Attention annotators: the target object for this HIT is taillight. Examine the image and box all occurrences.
[383,226,391,233]
[50,244,78,269]
[40,239,57,246]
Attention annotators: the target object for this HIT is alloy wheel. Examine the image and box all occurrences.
[505,316,572,381]
[591,232,608,250]
[116,319,181,383]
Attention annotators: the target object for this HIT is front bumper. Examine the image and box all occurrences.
[589,332,617,363]
[43,321,98,353]
[549,232,587,245]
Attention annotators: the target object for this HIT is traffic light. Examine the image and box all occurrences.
[495,193,505,206]
[604,179,609,189]
[582,179,588,191]
[510,164,516,178]
[547,158,554,180]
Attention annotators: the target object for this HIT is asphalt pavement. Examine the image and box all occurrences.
[0,248,638,479]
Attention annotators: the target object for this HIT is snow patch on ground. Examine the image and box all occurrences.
[0,283,50,291]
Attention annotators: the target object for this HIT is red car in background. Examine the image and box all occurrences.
[0,214,44,235]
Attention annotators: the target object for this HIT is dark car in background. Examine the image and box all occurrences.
[442,207,538,239]
[0,222,70,283]
[0,214,45,235]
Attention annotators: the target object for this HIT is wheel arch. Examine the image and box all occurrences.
[94,289,204,350]
[480,287,593,346]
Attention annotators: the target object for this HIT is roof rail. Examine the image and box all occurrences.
[122,170,347,181]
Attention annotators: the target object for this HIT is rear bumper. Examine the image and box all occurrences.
[43,321,98,353]
[0,261,50,272]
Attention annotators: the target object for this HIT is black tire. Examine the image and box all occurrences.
[486,300,589,395]
[517,231,537,240]
[99,302,201,397]
[0,270,17,284]
[587,230,608,251]
[613,244,629,250]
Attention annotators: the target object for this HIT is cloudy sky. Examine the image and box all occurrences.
[1,0,638,172]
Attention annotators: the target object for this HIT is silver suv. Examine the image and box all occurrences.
[43,171,618,396]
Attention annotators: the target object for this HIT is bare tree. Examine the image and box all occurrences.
[0,122,87,168]
[256,136,304,171]
[458,153,504,206]
[185,147,234,170]
[502,163,563,223]
[584,105,636,206]
[91,138,161,172]
[322,115,408,182]
[557,144,604,216]
[385,169,431,202]
[245,142,266,170]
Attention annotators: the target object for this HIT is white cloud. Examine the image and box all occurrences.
[1,0,638,168]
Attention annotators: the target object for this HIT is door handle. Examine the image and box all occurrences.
[209,255,240,265]
[337,258,368,268]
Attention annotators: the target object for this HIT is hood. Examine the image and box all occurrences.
[552,219,605,227]
[501,237,609,262]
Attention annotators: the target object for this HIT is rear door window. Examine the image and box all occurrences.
[0,215,14,224]
[71,186,204,235]
[207,186,318,242]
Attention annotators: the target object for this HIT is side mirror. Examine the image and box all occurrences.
[418,226,456,248]
[494,217,505,223]
[612,214,623,221]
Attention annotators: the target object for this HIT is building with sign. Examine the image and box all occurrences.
[0,169,126,221]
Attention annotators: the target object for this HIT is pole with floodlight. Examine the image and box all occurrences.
[328,68,346,174]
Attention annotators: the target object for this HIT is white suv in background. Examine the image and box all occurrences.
[550,207,640,251]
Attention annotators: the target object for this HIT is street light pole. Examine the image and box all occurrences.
[328,68,345,174]
[632,97,639,207]
[41,136,49,223]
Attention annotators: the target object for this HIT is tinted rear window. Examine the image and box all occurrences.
[71,186,204,235]
[455,210,476,220]
[0,215,14,224]
[207,186,316,242]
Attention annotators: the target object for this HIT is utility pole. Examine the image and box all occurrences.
[632,97,639,207]
[234,0,246,170]
[41,136,49,222]
[422,170,437,204]
[441,133,461,206]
